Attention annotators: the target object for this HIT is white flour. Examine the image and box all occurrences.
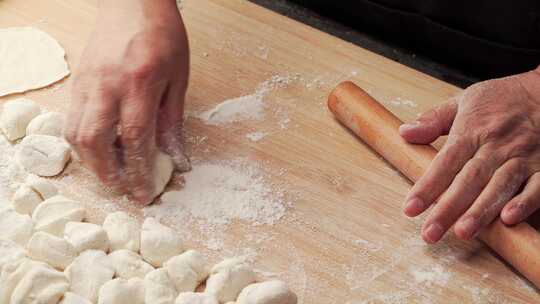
[246,131,267,142]
[410,265,451,287]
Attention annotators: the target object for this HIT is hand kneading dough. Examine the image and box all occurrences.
[103,211,140,252]
[65,250,114,303]
[164,250,209,292]
[109,249,154,279]
[32,195,85,236]
[25,174,58,199]
[11,262,69,304]
[0,208,33,246]
[26,112,64,137]
[175,293,219,304]
[60,292,92,304]
[17,134,71,176]
[205,258,256,303]
[12,185,42,215]
[98,278,145,304]
[27,231,77,270]
[237,280,297,304]
[144,268,178,304]
[0,238,26,272]
[0,98,40,141]
[64,221,109,253]
[141,217,184,267]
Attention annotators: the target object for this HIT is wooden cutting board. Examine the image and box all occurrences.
[0,0,538,302]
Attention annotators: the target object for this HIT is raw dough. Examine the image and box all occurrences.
[27,231,77,270]
[98,278,145,304]
[237,280,297,304]
[65,250,115,303]
[0,27,70,97]
[144,268,178,304]
[0,208,33,246]
[17,134,71,177]
[0,259,39,303]
[141,217,184,267]
[205,258,256,303]
[60,292,92,304]
[109,249,154,279]
[0,238,26,272]
[175,293,219,304]
[10,262,69,304]
[32,195,85,236]
[12,184,42,215]
[164,250,209,292]
[26,112,64,137]
[151,151,174,202]
[25,174,58,199]
[0,98,41,141]
[103,211,140,252]
[64,221,110,253]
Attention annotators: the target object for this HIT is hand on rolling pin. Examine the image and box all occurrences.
[65,0,190,204]
[400,66,540,244]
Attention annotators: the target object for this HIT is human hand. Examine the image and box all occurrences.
[400,67,540,243]
[65,0,190,204]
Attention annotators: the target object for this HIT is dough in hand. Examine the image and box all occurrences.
[175,292,219,304]
[98,278,145,304]
[64,221,110,253]
[103,211,140,252]
[144,268,178,304]
[27,231,77,270]
[164,250,209,292]
[0,98,40,141]
[0,238,26,272]
[59,292,92,304]
[10,262,69,304]
[32,195,85,236]
[26,112,64,137]
[0,208,33,246]
[17,134,71,176]
[205,258,256,303]
[109,249,155,279]
[25,174,58,199]
[147,151,174,204]
[237,280,297,304]
[65,250,114,303]
[141,217,184,267]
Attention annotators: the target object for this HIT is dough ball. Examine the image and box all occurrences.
[12,184,42,215]
[65,250,114,303]
[175,293,219,304]
[17,134,71,177]
[27,231,77,270]
[98,278,145,304]
[144,268,178,304]
[0,208,33,246]
[31,195,85,236]
[0,259,39,303]
[205,258,256,303]
[164,250,208,292]
[152,151,174,200]
[103,211,140,252]
[60,292,92,304]
[237,280,297,304]
[10,261,69,304]
[0,98,40,141]
[26,112,64,137]
[109,249,154,279]
[25,174,58,199]
[0,238,26,272]
[141,217,184,267]
[64,221,109,253]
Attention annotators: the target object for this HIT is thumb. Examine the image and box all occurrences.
[399,99,458,144]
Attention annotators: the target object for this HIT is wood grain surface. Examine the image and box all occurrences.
[0,0,538,302]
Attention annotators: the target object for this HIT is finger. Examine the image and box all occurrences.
[403,135,476,217]
[64,79,88,146]
[501,172,540,225]
[399,99,458,144]
[454,158,527,239]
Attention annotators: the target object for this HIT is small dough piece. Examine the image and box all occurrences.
[26,112,64,137]
[141,217,184,267]
[0,238,26,272]
[65,250,114,303]
[151,151,174,202]
[25,174,58,199]
[98,278,145,304]
[12,184,42,215]
[60,292,92,304]
[237,280,297,304]
[0,208,33,246]
[27,231,77,270]
[144,268,178,304]
[205,258,256,303]
[0,98,40,141]
[32,195,85,236]
[17,134,71,177]
[64,221,109,253]
[109,249,154,279]
[175,293,219,304]
[164,250,208,292]
[0,259,37,303]
[103,211,140,252]
[11,262,69,304]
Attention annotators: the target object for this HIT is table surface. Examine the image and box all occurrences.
[0,0,538,303]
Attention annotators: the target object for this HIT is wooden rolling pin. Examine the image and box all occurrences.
[328,81,540,288]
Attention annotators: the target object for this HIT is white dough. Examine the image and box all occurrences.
[0,238,26,272]
[141,217,184,267]
[25,174,58,199]
[237,280,297,304]
[109,249,154,279]
[0,98,40,141]
[98,278,145,304]
[10,262,69,304]
[0,27,70,97]
[17,134,71,177]
[26,112,64,137]
[102,211,140,252]
[64,221,109,253]
[151,151,174,202]
[0,259,38,303]
[65,250,115,303]
[27,231,77,270]
[32,195,85,236]
[60,292,93,304]
[0,208,33,246]
[12,184,43,215]
[175,293,219,304]
[164,250,209,292]
[205,258,256,303]
[144,268,178,304]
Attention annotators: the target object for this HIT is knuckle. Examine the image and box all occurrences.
[461,158,488,181]
[122,126,149,144]
[76,128,104,149]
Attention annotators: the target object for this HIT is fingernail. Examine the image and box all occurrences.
[423,223,443,244]
[399,122,419,133]
[404,197,424,215]
[458,217,479,238]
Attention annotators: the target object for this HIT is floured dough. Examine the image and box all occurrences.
[26,112,64,137]
[27,231,77,270]
[31,195,85,236]
[12,184,42,215]
[164,250,208,292]
[175,293,219,304]
[0,27,70,97]
[25,174,58,199]
[60,292,92,304]
[151,151,174,202]
[10,262,69,304]
[17,134,71,177]
[103,211,140,252]
[237,280,297,304]
[0,98,40,141]
[109,249,154,279]
[65,250,114,303]
[0,238,26,272]
[205,258,256,303]
[141,217,184,267]
[64,221,109,253]
[0,208,33,246]
[98,278,145,304]
[144,268,178,304]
